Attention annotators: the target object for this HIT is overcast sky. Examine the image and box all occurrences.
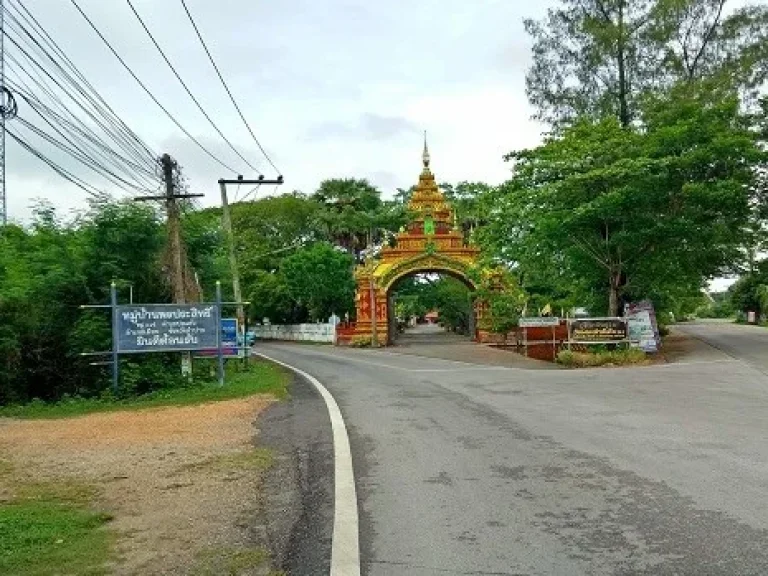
[4,0,742,290]
[5,0,552,222]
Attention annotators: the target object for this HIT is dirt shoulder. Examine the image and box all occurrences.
[0,395,281,575]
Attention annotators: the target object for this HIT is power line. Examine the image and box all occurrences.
[7,0,157,165]
[3,8,157,173]
[3,30,157,180]
[7,127,107,197]
[179,0,281,176]
[125,0,261,175]
[11,84,157,185]
[15,115,152,194]
[68,0,240,174]
[6,68,158,189]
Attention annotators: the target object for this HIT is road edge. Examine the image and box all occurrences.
[255,352,361,576]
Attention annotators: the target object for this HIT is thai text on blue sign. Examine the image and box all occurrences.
[115,304,219,353]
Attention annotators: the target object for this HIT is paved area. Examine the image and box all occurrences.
[392,324,556,369]
[258,342,768,575]
[675,321,768,373]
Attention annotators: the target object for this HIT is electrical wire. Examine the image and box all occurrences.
[7,73,157,187]
[7,128,107,198]
[7,0,156,166]
[3,35,157,181]
[179,0,281,176]
[68,0,240,174]
[125,0,261,175]
[4,3,157,171]
[7,73,154,189]
[4,60,157,191]
[15,115,152,193]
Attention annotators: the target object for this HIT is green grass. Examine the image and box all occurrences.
[0,463,113,576]
[193,546,273,576]
[0,359,289,420]
[557,348,650,368]
[178,447,274,475]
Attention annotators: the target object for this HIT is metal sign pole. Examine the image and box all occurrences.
[242,312,249,366]
[110,282,120,395]
[216,281,225,386]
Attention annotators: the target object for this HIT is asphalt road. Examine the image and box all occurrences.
[675,321,768,374]
[258,341,768,575]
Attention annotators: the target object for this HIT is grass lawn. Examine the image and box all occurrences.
[0,463,114,576]
[0,359,289,420]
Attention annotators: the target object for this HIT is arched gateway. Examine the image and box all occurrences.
[353,139,485,345]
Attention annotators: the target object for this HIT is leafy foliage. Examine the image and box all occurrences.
[526,0,768,128]
[481,85,764,316]
[281,242,356,321]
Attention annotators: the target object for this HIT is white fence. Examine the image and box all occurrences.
[251,323,336,343]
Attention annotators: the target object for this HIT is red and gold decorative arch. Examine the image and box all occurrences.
[353,137,483,345]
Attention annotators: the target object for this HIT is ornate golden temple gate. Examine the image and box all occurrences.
[353,140,483,345]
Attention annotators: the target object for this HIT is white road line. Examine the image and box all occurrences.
[255,352,360,576]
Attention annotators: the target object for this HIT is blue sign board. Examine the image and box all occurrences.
[198,318,240,358]
[115,304,219,353]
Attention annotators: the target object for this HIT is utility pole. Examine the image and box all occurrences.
[218,175,283,331]
[0,0,18,227]
[0,0,5,227]
[136,154,203,376]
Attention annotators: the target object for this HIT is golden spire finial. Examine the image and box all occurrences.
[422,130,430,170]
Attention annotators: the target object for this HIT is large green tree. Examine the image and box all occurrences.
[526,0,768,128]
[482,85,764,316]
[280,242,356,321]
[313,178,405,257]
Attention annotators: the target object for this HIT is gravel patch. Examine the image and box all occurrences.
[0,396,277,575]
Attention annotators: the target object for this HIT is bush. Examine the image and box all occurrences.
[348,336,373,348]
[556,348,648,368]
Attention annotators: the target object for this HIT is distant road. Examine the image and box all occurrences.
[259,342,768,575]
[675,321,768,374]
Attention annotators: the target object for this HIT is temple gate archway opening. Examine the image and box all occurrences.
[386,270,477,345]
[352,136,489,346]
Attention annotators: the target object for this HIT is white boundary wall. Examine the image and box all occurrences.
[251,323,336,343]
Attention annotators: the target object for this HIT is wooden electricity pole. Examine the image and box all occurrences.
[136,154,203,376]
[218,175,283,330]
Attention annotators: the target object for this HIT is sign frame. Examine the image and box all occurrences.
[82,281,249,394]
[114,303,220,354]
[567,317,629,345]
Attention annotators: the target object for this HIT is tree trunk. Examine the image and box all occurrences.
[608,271,621,317]
[616,2,630,128]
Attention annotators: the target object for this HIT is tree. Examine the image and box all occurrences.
[313,178,406,258]
[0,199,197,404]
[483,85,764,316]
[525,0,768,128]
[281,243,356,321]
